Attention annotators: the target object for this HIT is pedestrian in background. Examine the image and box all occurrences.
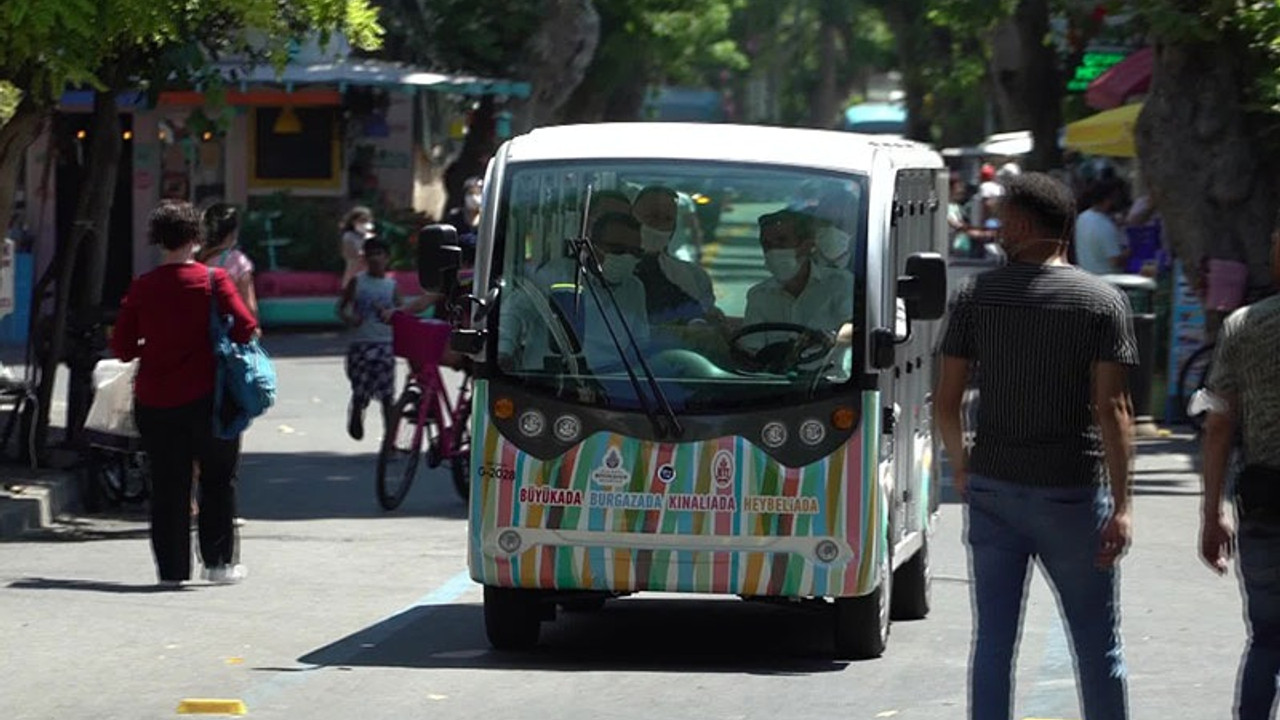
[934,173,1138,720]
[1199,227,1280,720]
[112,200,258,587]
[339,205,376,289]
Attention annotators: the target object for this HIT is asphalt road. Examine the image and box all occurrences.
[0,330,1250,720]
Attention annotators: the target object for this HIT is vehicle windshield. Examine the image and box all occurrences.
[493,160,867,413]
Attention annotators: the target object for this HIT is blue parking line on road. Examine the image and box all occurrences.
[1023,608,1076,717]
[242,570,477,709]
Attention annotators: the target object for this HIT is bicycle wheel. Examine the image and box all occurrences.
[1177,344,1215,431]
[450,420,472,502]
[449,380,473,502]
[377,390,426,510]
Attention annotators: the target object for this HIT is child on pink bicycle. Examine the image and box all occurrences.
[336,237,435,441]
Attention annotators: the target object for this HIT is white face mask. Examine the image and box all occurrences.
[465,193,481,211]
[764,249,802,283]
[815,226,851,268]
[600,253,639,284]
[358,221,374,234]
[640,225,673,254]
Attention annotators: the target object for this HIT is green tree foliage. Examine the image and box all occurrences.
[369,0,541,76]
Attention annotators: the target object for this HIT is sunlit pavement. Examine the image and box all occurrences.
[0,328,1246,720]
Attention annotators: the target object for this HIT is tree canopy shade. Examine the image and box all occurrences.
[0,0,384,461]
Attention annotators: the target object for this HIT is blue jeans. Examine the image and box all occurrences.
[1236,517,1280,719]
[965,474,1128,720]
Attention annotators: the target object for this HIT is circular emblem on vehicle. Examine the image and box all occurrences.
[712,450,735,488]
[799,419,826,446]
[518,410,546,437]
[656,464,677,484]
[553,414,582,443]
[761,422,788,449]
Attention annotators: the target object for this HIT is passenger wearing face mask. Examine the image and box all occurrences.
[340,206,376,289]
[580,212,651,372]
[742,210,855,361]
[813,222,852,270]
[631,186,718,326]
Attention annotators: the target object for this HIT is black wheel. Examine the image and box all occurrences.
[483,586,542,650]
[834,537,891,660]
[559,595,607,613]
[376,391,423,511]
[91,449,148,505]
[449,415,471,501]
[891,533,931,621]
[1177,343,1215,432]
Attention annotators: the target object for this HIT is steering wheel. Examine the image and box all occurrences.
[729,322,835,374]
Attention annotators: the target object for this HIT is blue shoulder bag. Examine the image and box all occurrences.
[208,268,277,439]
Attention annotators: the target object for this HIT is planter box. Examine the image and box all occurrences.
[255,270,425,327]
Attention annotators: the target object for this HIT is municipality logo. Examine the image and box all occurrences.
[591,446,631,487]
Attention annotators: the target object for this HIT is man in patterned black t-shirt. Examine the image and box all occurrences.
[935,173,1138,720]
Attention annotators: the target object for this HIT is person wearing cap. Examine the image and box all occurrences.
[741,209,854,370]
[978,164,1004,228]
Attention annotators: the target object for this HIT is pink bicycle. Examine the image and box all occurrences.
[376,312,473,510]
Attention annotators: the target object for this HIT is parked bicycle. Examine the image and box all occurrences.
[376,311,472,510]
[1176,341,1215,434]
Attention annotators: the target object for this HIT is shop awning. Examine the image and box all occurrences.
[206,58,531,98]
[58,58,530,109]
[1064,102,1141,158]
[1085,47,1152,111]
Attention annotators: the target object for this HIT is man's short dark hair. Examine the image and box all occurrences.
[758,209,816,240]
[363,237,389,255]
[149,200,204,250]
[1000,173,1077,240]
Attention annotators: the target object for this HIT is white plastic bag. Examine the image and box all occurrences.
[83,359,139,438]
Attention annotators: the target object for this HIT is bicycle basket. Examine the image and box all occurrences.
[391,313,451,367]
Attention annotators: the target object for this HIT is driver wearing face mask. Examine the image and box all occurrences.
[741,210,855,359]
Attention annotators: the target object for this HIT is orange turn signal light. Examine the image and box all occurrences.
[831,406,856,431]
[494,397,515,420]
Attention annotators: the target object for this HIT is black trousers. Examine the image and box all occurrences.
[135,396,240,581]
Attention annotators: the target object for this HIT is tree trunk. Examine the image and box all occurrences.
[34,90,122,453]
[878,0,932,142]
[808,24,842,129]
[0,98,47,238]
[509,0,601,134]
[989,0,1063,170]
[442,96,498,214]
[1135,41,1278,296]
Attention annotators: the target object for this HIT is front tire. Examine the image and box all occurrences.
[834,538,891,660]
[891,533,931,621]
[484,586,542,650]
[376,391,422,511]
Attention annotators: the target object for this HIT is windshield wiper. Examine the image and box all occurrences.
[571,186,683,439]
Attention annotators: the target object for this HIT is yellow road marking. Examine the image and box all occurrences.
[177,698,247,715]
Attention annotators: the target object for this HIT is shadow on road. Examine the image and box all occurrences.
[238,451,468,521]
[6,577,191,594]
[291,598,851,674]
[257,329,349,359]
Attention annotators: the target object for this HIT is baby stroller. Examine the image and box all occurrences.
[81,358,150,508]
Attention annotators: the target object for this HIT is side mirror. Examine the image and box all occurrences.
[417,224,460,292]
[870,328,896,370]
[898,252,948,321]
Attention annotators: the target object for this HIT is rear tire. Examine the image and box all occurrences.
[891,533,931,621]
[559,595,607,613]
[834,537,891,660]
[376,391,422,511]
[484,586,542,650]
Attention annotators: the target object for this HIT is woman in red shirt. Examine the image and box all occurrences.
[112,200,258,587]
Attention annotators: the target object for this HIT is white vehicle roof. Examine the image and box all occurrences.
[501,122,943,175]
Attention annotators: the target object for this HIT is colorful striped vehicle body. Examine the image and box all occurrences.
[468,381,890,599]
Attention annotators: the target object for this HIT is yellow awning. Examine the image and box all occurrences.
[1064,102,1142,158]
